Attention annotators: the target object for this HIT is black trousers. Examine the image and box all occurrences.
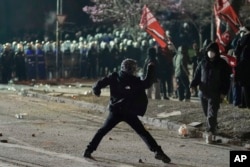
[160,79,167,98]
[86,111,161,152]
[199,91,220,134]
[176,75,191,101]
[241,86,250,108]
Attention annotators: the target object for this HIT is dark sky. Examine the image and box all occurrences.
[0,0,91,42]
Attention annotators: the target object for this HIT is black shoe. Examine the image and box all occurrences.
[163,96,169,100]
[155,151,171,163]
[238,105,246,108]
[83,150,93,159]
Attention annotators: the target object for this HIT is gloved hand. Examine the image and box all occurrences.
[93,88,101,97]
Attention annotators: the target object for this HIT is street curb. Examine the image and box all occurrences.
[26,90,181,130]
[26,90,107,112]
[23,90,238,146]
[140,116,181,130]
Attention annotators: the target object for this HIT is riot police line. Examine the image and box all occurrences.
[0,41,86,83]
[0,32,152,84]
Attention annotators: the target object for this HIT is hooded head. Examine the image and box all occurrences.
[121,58,137,75]
[206,42,220,60]
[202,39,212,49]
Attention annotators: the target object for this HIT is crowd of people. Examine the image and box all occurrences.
[0,30,155,81]
[0,29,176,99]
[82,24,249,162]
[0,26,249,106]
[1,26,250,121]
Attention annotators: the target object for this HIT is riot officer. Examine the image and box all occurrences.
[14,43,27,81]
[1,43,14,83]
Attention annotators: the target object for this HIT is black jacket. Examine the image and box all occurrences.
[190,47,231,98]
[93,64,155,116]
[235,33,250,86]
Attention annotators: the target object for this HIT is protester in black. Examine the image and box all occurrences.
[143,47,161,99]
[190,42,231,143]
[83,58,171,164]
[156,46,172,100]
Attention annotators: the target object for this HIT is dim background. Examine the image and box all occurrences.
[0,0,91,42]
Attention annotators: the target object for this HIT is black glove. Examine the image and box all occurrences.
[93,88,101,96]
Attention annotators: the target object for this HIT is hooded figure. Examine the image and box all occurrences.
[144,47,159,82]
[190,42,231,144]
[83,58,171,164]
[143,47,161,99]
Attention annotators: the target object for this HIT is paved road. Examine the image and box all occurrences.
[0,84,246,167]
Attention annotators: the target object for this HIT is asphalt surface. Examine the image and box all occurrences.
[0,83,236,142]
[0,82,248,167]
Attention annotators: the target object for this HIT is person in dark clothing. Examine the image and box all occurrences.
[83,58,171,164]
[86,43,99,79]
[143,47,161,99]
[35,43,46,80]
[14,43,27,81]
[1,43,14,84]
[190,42,231,144]
[25,43,36,80]
[157,46,171,100]
[99,42,111,76]
[110,42,121,72]
[234,26,250,108]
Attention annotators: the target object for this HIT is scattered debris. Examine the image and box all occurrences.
[157,111,181,118]
[244,143,250,150]
[157,104,165,108]
[83,90,92,96]
[188,122,203,127]
[15,113,28,119]
[47,93,63,96]
[0,139,8,143]
[62,94,78,98]
[178,124,188,137]
[188,129,203,138]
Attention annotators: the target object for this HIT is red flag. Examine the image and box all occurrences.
[220,54,237,68]
[214,3,237,67]
[214,5,231,54]
[139,5,167,48]
[215,0,242,33]
[214,6,223,47]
